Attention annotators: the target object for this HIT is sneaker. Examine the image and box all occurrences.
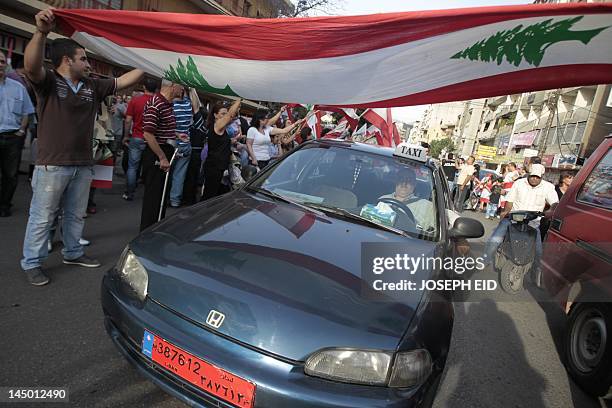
[122,193,133,201]
[170,202,180,208]
[24,267,50,286]
[86,206,97,214]
[63,255,101,268]
[496,215,501,219]
[79,238,90,246]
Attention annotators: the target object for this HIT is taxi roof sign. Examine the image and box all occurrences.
[394,143,427,162]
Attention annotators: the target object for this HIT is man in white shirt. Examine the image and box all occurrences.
[454,156,475,213]
[484,164,558,270]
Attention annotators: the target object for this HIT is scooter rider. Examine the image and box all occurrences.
[484,164,558,273]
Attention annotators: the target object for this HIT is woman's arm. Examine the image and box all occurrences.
[246,138,258,165]
[269,119,303,136]
[266,106,285,128]
[214,99,241,134]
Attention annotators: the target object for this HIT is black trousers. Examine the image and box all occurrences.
[140,144,175,231]
[0,133,23,211]
[182,148,202,206]
[202,163,226,201]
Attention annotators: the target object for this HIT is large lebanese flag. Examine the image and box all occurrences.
[54,4,612,107]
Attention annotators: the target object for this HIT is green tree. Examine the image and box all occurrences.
[430,138,455,159]
[164,56,238,96]
[451,16,609,67]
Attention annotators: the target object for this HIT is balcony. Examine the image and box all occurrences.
[40,0,122,9]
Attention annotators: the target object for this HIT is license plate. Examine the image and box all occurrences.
[142,330,255,408]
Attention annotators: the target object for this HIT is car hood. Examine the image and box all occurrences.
[131,191,437,361]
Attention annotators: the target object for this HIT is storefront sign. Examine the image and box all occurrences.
[552,154,578,169]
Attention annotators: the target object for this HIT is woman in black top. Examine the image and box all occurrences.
[202,99,241,200]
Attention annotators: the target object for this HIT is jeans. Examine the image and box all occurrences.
[454,186,469,213]
[484,218,542,270]
[21,165,93,270]
[485,203,498,218]
[0,133,23,211]
[126,138,147,196]
[170,155,190,206]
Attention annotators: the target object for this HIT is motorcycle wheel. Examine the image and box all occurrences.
[499,261,530,294]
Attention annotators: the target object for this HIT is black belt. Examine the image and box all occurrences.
[0,130,19,135]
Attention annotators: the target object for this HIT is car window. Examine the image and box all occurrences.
[576,148,612,210]
[250,145,439,241]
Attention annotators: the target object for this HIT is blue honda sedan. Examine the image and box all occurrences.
[102,140,484,407]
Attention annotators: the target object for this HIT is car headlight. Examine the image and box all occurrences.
[114,248,148,302]
[304,348,432,388]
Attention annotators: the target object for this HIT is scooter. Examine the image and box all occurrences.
[495,211,544,294]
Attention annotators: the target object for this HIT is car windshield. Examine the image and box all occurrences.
[248,144,439,241]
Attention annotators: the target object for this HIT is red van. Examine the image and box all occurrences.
[541,135,612,398]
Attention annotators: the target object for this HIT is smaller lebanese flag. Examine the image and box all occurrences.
[363,108,393,146]
[91,157,114,188]
[352,123,368,141]
[315,106,359,130]
[366,124,385,146]
[325,118,349,138]
[392,122,402,146]
[306,110,322,139]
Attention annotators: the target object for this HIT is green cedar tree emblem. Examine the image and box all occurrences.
[164,56,239,96]
[451,16,609,67]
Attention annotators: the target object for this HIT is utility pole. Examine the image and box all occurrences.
[537,89,561,156]
[505,93,525,157]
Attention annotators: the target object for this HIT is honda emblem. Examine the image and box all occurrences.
[206,310,225,329]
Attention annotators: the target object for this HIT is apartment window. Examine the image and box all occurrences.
[547,126,558,146]
[561,123,577,144]
[573,122,587,144]
[243,1,252,16]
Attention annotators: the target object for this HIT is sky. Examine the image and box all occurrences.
[330,0,530,124]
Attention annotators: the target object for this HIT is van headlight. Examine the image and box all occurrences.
[304,348,431,387]
[113,248,148,302]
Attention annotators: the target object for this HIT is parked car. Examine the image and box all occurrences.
[541,135,612,398]
[102,140,483,408]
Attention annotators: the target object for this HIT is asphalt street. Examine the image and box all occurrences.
[0,159,608,408]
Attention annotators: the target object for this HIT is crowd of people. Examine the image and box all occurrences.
[0,9,321,286]
[441,153,574,220]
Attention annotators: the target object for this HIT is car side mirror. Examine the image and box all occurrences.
[448,217,485,239]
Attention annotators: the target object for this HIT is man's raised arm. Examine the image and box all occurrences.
[117,69,145,91]
[25,10,55,83]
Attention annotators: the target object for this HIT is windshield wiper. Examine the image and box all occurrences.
[246,186,324,215]
[304,203,409,237]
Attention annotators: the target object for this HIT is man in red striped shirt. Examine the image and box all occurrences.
[140,79,183,231]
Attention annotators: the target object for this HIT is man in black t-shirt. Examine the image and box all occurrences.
[441,153,458,198]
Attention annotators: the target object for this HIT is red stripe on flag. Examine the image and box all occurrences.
[54,4,612,61]
[335,64,612,109]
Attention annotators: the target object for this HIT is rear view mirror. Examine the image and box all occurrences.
[448,217,485,239]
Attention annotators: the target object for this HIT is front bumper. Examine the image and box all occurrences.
[101,275,440,408]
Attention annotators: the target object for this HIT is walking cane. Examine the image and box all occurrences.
[158,140,178,222]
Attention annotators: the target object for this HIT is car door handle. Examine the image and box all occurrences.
[575,239,612,265]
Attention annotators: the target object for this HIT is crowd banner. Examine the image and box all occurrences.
[54,3,612,107]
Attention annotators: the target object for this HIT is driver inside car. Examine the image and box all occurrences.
[378,171,435,232]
